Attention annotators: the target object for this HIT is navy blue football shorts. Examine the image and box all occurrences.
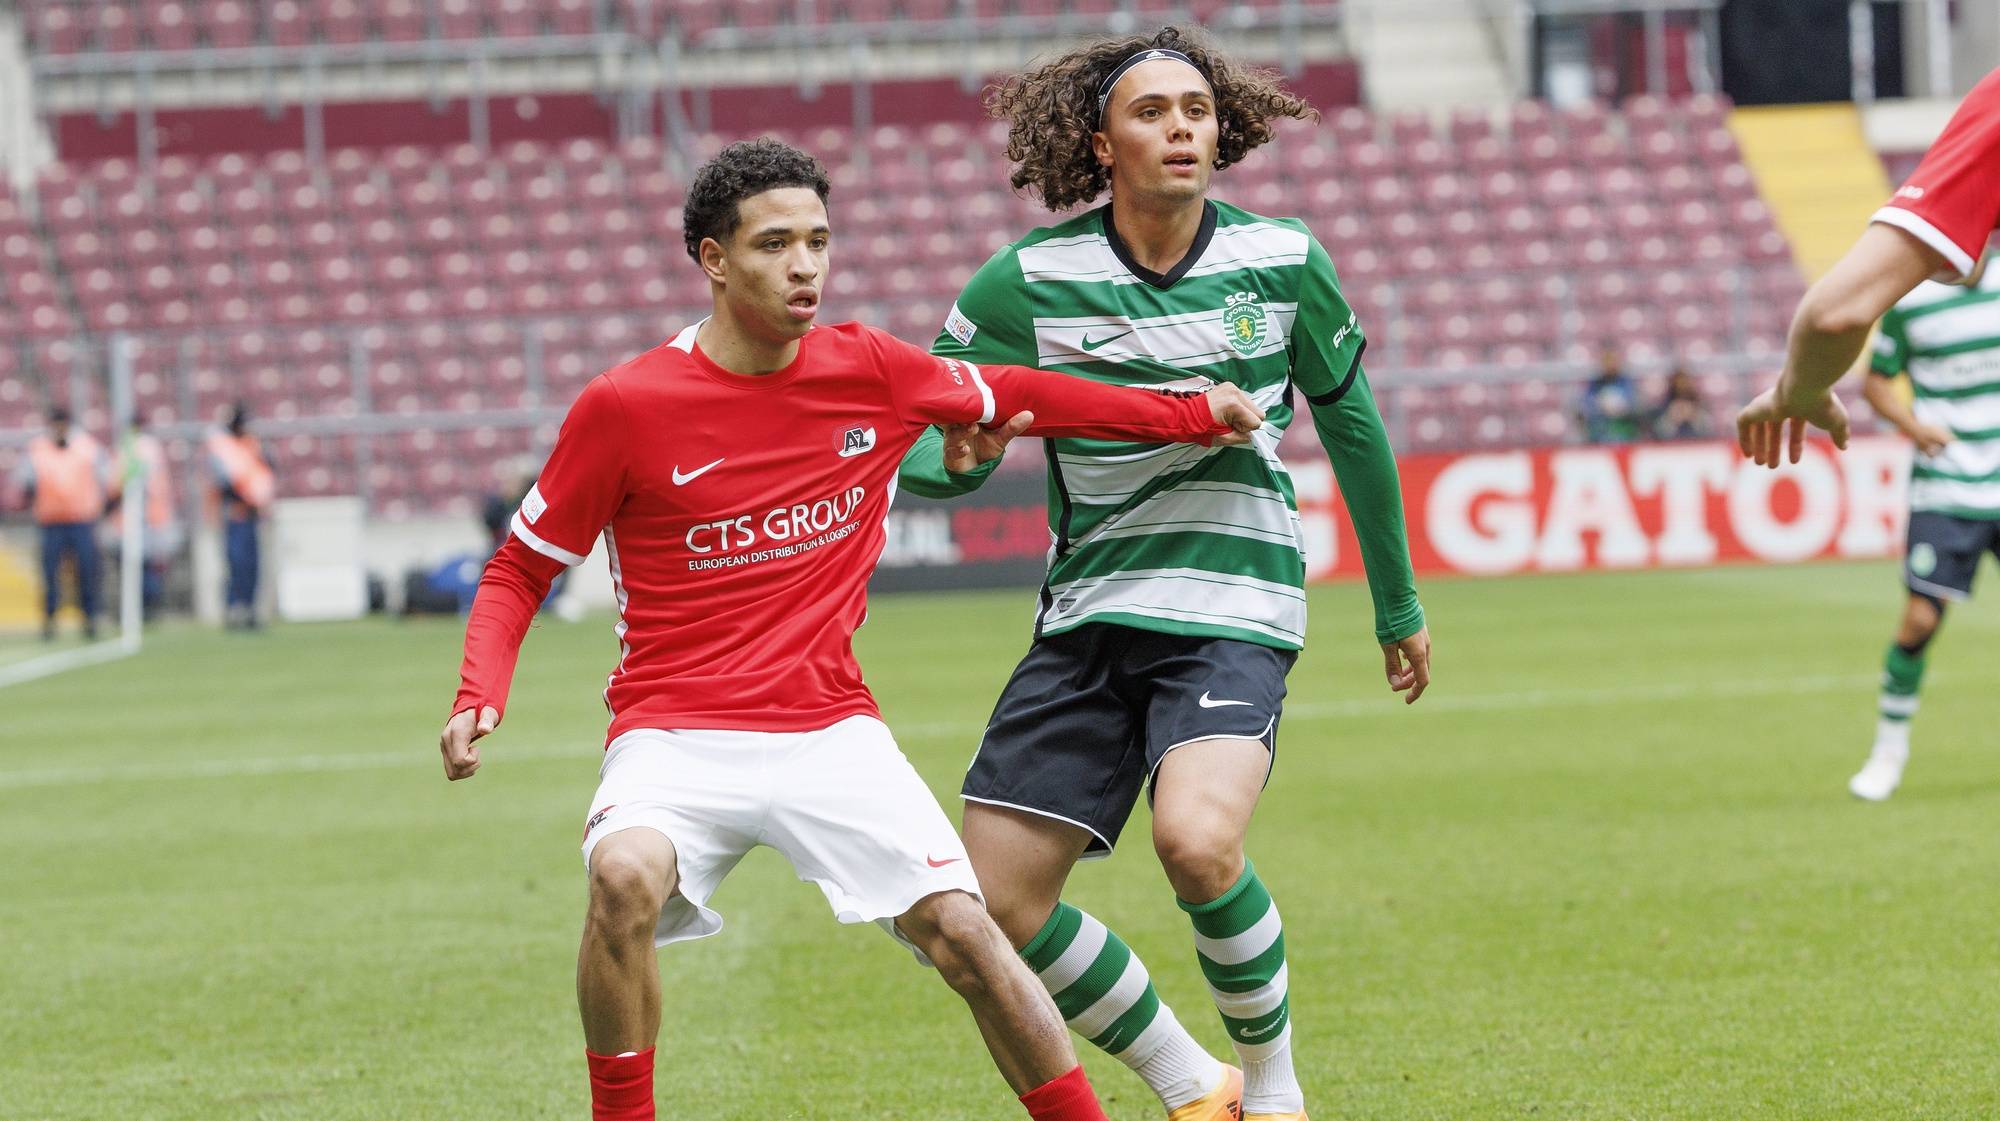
[1904,511,2000,602]
[960,623,1297,857]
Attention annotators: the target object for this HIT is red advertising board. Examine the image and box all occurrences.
[876,436,1912,592]
[1295,435,1911,580]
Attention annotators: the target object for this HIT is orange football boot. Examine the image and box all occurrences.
[1165,1065,1243,1121]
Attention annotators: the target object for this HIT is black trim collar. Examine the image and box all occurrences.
[1101,200,1217,290]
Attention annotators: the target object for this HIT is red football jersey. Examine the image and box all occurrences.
[453,319,1227,741]
[1874,67,2000,279]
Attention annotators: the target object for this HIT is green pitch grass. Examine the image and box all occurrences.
[3,560,1996,1121]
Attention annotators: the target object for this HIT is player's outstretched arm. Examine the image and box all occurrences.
[977,362,1261,445]
[1738,224,1943,465]
[881,325,1261,447]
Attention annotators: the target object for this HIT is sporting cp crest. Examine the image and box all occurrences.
[1222,291,1268,357]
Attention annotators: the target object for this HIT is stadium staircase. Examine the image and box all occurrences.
[0,545,41,627]
[1347,0,1508,109]
[0,8,55,194]
[1727,103,1893,280]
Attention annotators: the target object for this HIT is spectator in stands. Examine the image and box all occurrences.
[1652,366,1711,440]
[11,406,112,641]
[1577,346,1642,443]
[206,403,275,629]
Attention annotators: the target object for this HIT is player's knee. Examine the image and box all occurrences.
[587,843,672,930]
[1899,596,1943,648]
[907,892,1006,994]
[1154,826,1243,903]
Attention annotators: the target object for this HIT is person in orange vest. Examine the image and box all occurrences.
[11,406,113,640]
[120,415,179,618]
[206,403,275,629]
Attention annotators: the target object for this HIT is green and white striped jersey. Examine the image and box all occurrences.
[1872,268,2000,519]
[902,199,1422,650]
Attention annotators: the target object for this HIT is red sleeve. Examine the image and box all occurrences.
[452,537,564,720]
[1874,67,2000,279]
[872,327,1230,444]
[506,376,630,566]
[450,375,628,719]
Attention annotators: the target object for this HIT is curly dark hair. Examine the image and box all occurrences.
[682,138,832,261]
[989,26,1317,212]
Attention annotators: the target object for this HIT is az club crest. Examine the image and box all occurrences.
[1222,291,1268,357]
[837,425,878,457]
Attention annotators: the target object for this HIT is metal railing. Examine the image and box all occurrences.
[1,257,1801,515]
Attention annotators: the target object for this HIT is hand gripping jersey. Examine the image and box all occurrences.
[903,199,1423,650]
[1873,67,2000,280]
[452,320,1229,741]
[1870,266,2000,517]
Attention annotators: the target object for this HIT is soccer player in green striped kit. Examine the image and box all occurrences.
[1849,257,2000,800]
[900,28,1431,1121]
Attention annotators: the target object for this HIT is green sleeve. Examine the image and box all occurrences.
[896,247,1037,499]
[1868,309,1908,377]
[898,425,1001,498]
[1290,234,1425,645]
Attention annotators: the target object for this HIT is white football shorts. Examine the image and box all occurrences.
[579,714,980,958]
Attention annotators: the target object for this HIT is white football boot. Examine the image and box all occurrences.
[1848,742,1908,801]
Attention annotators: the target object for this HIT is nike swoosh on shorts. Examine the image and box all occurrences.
[1198,692,1255,709]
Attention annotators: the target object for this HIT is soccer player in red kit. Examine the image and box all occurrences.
[1739,66,2000,464]
[437,138,1264,1121]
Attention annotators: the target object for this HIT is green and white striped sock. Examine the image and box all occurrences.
[1022,902,1223,1110]
[1181,861,1302,1115]
[1877,641,1925,751]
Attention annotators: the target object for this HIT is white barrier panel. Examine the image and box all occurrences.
[273,496,368,621]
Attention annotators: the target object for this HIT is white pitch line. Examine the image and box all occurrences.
[0,671,1896,791]
[0,637,140,689]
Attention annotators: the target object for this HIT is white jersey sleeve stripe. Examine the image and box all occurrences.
[510,510,588,567]
[964,361,996,426]
[1872,206,1978,279]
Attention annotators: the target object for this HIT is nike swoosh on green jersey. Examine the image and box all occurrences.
[1081,330,1133,351]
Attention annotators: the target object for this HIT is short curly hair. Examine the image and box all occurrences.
[990,26,1318,212]
[682,139,832,261]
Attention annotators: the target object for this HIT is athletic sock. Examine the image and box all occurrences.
[1877,640,1927,752]
[585,1048,654,1121]
[1018,1064,1110,1121]
[1180,861,1303,1115]
[1021,902,1224,1110]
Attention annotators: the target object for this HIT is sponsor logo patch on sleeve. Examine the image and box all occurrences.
[943,304,978,347]
[520,483,548,525]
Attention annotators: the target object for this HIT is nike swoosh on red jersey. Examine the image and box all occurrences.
[671,458,724,485]
[926,855,963,868]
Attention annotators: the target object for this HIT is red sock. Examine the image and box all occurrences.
[585,1048,654,1121]
[1018,1065,1109,1121]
